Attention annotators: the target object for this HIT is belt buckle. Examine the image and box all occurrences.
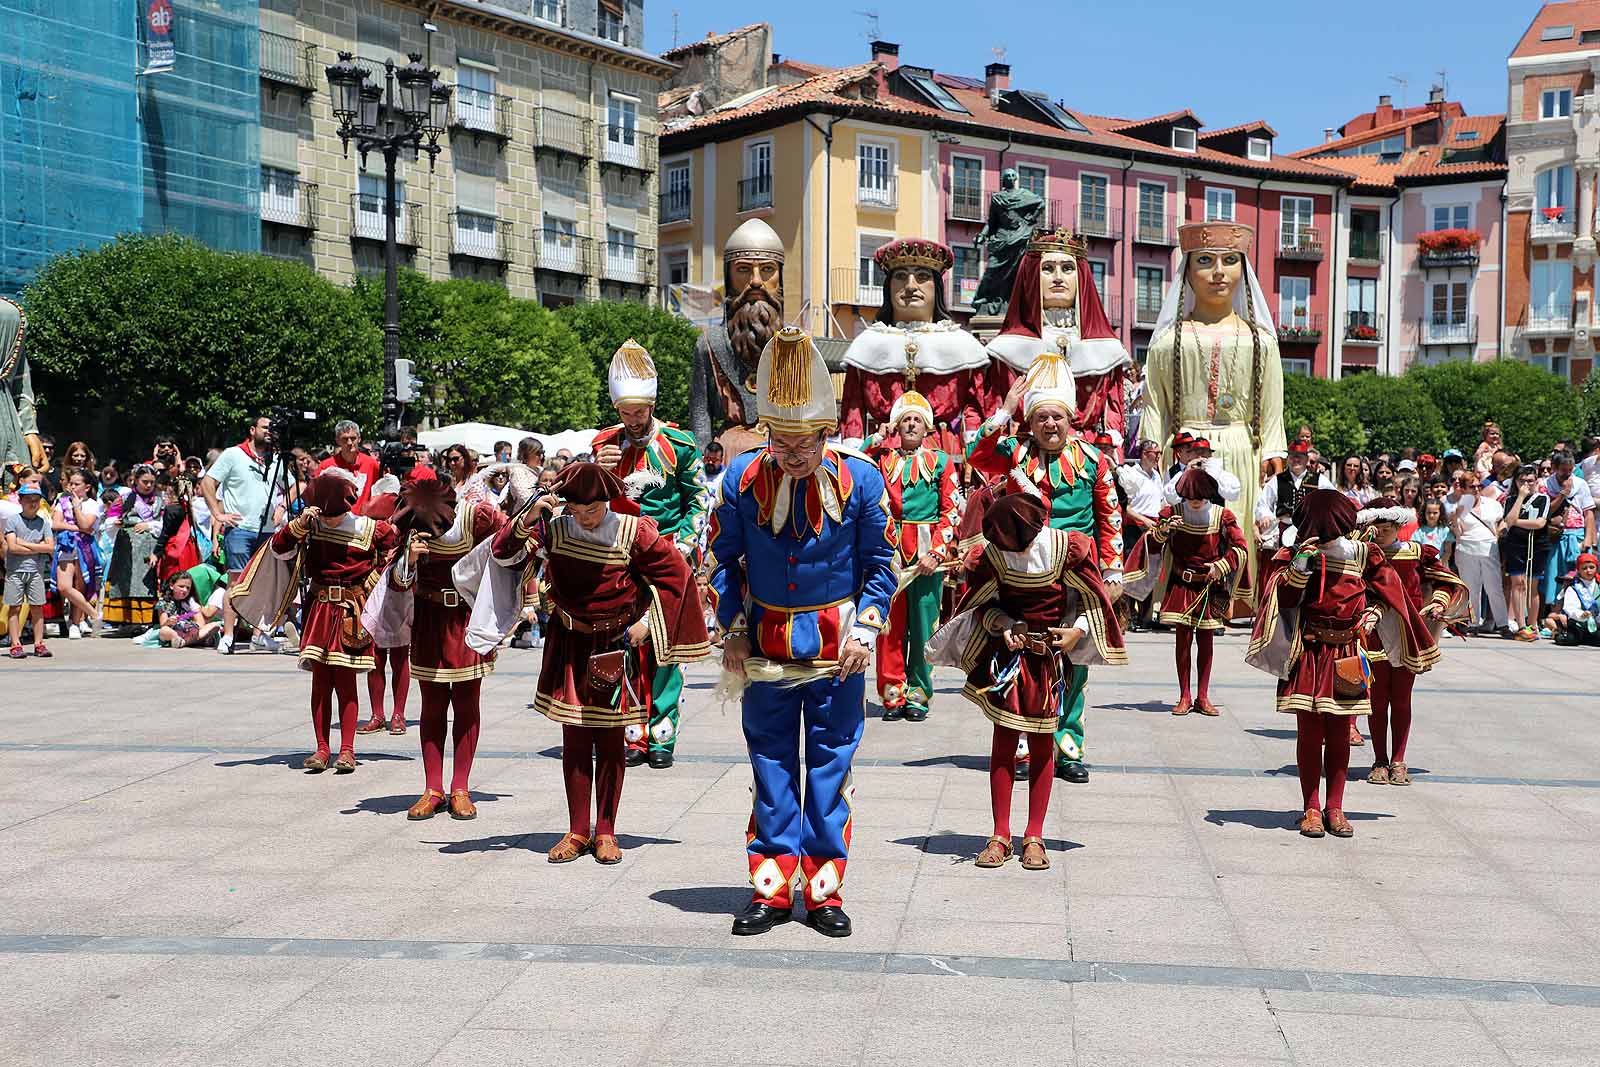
[1181,569,1194,583]
[326,585,345,603]
[441,589,460,608]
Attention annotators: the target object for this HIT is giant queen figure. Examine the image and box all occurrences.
[1142,222,1286,586]
[689,218,787,451]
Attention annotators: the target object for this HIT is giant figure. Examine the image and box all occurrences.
[0,298,44,473]
[689,218,786,450]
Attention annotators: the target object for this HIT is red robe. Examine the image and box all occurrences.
[1130,503,1251,630]
[390,501,506,684]
[268,515,399,672]
[1363,538,1468,670]
[840,366,987,441]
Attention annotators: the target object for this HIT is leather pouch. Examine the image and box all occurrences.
[587,649,627,702]
[1333,653,1368,700]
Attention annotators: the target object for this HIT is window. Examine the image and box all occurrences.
[741,139,772,210]
[1137,182,1166,240]
[1247,136,1271,160]
[456,62,497,132]
[952,245,980,305]
[357,171,406,241]
[1536,164,1574,218]
[1205,187,1235,222]
[1135,265,1165,321]
[1431,281,1469,324]
[1087,258,1107,294]
[1347,277,1378,331]
[951,156,983,219]
[1584,29,1600,43]
[1350,210,1381,260]
[530,0,562,23]
[1279,275,1311,328]
[1542,88,1573,120]
[1541,24,1575,41]
[453,209,498,257]
[605,225,639,280]
[1280,195,1313,248]
[1455,130,1480,142]
[857,233,891,303]
[1079,173,1108,234]
[1432,204,1470,231]
[664,248,690,286]
[901,71,969,114]
[1531,258,1573,324]
[1171,126,1197,152]
[541,213,578,270]
[260,165,302,225]
[1016,164,1047,200]
[1133,345,1148,364]
[597,0,624,42]
[607,94,637,144]
[661,159,691,222]
[858,140,895,206]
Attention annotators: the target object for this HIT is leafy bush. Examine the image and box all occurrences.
[1282,372,1365,458]
[1341,373,1448,456]
[24,234,380,455]
[1408,359,1580,458]
[556,301,700,427]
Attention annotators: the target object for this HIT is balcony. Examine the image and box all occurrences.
[1076,207,1122,242]
[858,175,897,210]
[660,187,691,224]
[1134,214,1178,246]
[260,179,317,231]
[1101,287,1122,329]
[600,127,656,172]
[534,109,592,160]
[1531,209,1576,243]
[349,195,421,247]
[1278,314,1323,345]
[1524,303,1574,336]
[602,243,656,286]
[1133,299,1163,328]
[831,267,881,307]
[534,230,592,275]
[948,187,985,222]
[738,175,772,213]
[448,212,512,263]
[1348,236,1384,265]
[259,30,316,96]
[1418,314,1478,346]
[1417,228,1483,269]
[451,89,512,144]
[1278,229,1324,261]
[1343,311,1382,344]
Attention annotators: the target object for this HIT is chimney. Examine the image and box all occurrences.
[870,40,899,71]
[1375,93,1394,126]
[985,62,1011,93]
[1324,127,1335,142]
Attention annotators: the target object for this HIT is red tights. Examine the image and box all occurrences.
[561,725,626,838]
[366,645,410,722]
[418,680,481,794]
[310,664,360,757]
[989,726,1057,839]
[1295,712,1352,812]
[1173,625,1214,701]
[1368,662,1414,767]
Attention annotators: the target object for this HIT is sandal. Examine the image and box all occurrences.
[1388,760,1410,786]
[333,751,357,774]
[547,832,591,864]
[355,717,387,735]
[1020,836,1050,870]
[407,790,447,820]
[9,646,26,660]
[1195,698,1222,717]
[1298,808,1325,838]
[1323,808,1354,838]
[448,790,477,820]
[1348,722,1365,747]
[592,834,623,865]
[1171,696,1193,716]
[302,750,330,772]
[32,644,51,658]
[974,836,1014,868]
[1367,764,1390,785]
[388,716,407,735]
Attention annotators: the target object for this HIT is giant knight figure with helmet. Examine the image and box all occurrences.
[689,218,787,451]
[838,238,989,446]
[986,228,1132,453]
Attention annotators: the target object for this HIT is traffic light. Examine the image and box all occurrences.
[394,357,423,403]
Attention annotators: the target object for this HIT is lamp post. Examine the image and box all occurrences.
[325,51,450,437]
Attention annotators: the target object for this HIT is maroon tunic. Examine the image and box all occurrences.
[270,515,399,672]
[1139,504,1250,630]
[391,501,506,684]
[1362,538,1467,670]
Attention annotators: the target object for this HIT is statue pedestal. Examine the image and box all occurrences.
[966,313,1006,343]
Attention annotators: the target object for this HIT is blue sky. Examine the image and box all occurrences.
[643,1,1537,150]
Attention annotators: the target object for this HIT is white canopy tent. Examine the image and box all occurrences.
[415,422,598,460]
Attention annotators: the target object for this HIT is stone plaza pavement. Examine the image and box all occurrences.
[2,633,1598,1066]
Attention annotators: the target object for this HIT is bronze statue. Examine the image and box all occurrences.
[970,168,1045,318]
[689,218,785,449]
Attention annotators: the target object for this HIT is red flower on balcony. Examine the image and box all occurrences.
[1416,228,1485,253]
[1541,207,1567,222]
[1346,324,1379,341]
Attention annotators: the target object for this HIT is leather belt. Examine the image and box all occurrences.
[1305,623,1358,645]
[1177,567,1216,585]
[416,587,461,608]
[313,584,349,604]
[554,604,632,635]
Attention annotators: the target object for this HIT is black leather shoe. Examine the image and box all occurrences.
[625,748,647,768]
[731,901,792,936]
[648,750,674,770]
[806,905,852,938]
[1056,761,1089,784]
[904,705,928,722]
[880,704,904,722]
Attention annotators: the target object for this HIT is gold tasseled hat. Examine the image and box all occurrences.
[755,325,836,434]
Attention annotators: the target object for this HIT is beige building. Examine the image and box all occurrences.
[256,0,672,306]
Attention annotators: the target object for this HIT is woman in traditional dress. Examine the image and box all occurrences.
[491,462,708,865]
[1247,489,1436,838]
[930,493,1125,871]
[101,463,164,632]
[390,470,506,820]
[1356,496,1467,786]
[1131,464,1249,716]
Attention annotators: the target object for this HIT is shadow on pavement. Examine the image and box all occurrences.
[891,833,1083,859]
[648,885,749,914]
[427,832,680,855]
[214,751,414,770]
[902,753,989,771]
[1246,728,1298,740]
[1203,808,1397,831]
[1097,701,1177,715]
[340,791,514,816]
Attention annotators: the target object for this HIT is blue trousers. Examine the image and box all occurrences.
[742,672,865,909]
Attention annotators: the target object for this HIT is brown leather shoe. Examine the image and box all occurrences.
[1171,696,1193,716]
[593,834,623,865]
[1323,808,1354,837]
[1388,760,1410,786]
[448,790,477,820]
[333,751,357,773]
[547,833,590,863]
[1195,698,1222,717]
[407,790,447,820]
[1020,836,1050,870]
[355,717,387,735]
[1348,721,1365,746]
[975,836,1013,868]
[388,715,407,735]
[1298,808,1325,838]
[1367,764,1390,785]
[302,750,330,772]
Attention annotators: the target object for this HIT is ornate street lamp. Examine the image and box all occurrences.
[324,50,451,437]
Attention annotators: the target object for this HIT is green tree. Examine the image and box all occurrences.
[1281,372,1365,458]
[24,234,380,455]
[1408,360,1581,458]
[1340,373,1448,456]
[1581,368,1600,442]
[355,274,598,432]
[556,301,700,427]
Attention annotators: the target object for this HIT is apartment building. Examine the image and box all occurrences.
[259,0,671,306]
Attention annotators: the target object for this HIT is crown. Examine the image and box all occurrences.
[1028,227,1089,258]
[1178,222,1253,254]
[874,237,953,274]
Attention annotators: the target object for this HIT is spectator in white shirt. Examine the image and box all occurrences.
[1447,472,1509,635]
[1544,552,1600,646]
[1256,440,1333,546]
[1580,436,1600,501]
[1117,440,1166,630]
[1541,449,1598,610]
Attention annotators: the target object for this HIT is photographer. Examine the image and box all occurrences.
[314,419,381,514]
[200,415,288,655]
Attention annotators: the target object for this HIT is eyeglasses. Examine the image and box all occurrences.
[768,441,824,460]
